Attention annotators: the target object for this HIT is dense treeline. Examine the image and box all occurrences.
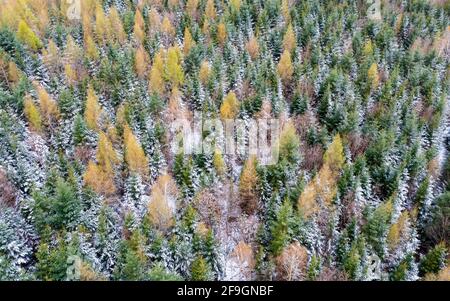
[0,0,449,281]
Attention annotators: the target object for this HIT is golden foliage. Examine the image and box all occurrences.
[83,160,116,196]
[199,60,212,84]
[205,0,216,20]
[148,8,161,35]
[42,39,59,70]
[135,45,149,79]
[281,0,290,23]
[24,95,42,133]
[134,9,145,44]
[277,50,293,81]
[162,15,175,37]
[232,241,254,278]
[64,64,77,86]
[148,50,166,95]
[183,27,195,55]
[298,134,344,218]
[230,0,241,11]
[85,34,99,60]
[213,148,226,176]
[363,40,374,56]
[17,20,42,51]
[368,62,379,90]
[148,174,178,232]
[245,36,260,60]
[95,4,109,44]
[109,6,127,43]
[217,22,227,45]
[96,131,119,175]
[124,124,149,177]
[220,91,240,119]
[239,155,259,214]
[387,211,409,251]
[36,84,59,125]
[84,87,102,130]
[165,46,184,87]
[186,0,199,17]
[323,134,345,173]
[283,24,296,53]
[8,61,20,83]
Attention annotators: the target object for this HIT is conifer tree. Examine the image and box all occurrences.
[84,87,102,130]
[23,95,42,133]
[283,24,296,54]
[124,124,149,177]
[239,155,259,214]
[220,91,240,119]
[17,20,42,51]
[277,50,293,82]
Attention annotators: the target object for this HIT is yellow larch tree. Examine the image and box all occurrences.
[186,0,199,17]
[239,155,259,214]
[134,9,145,44]
[124,124,149,177]
[8,61,20,84]
[183,27,195,55]
[96,131,119,175]
[368,63,379,90]
[43,39,60,71]
[277,50,293,82]
[36,84,59,125]
[17,20,42,51]
[83,160,116,196]
[283,24,296,53]
[23,95,42,133]
[245,35,260,60]
[148,8,161,36]
[213,148,226,176]
[165,46,184,87]
[298,134,345,218]
[230,0,241,12]
[95,4,110,44]
[84,87,102,130]
[220,91,240,119]
[148,49,166,95]
[85,34,100,61]
[199,60,211,84]
[161,15,175,38]
[109,6,127,43]
[135,45,149,79]
[205,0,216,20]
[281,0,290,23]
[323,134,345,174]
[148,174,178,232]
[217,22,227,46]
